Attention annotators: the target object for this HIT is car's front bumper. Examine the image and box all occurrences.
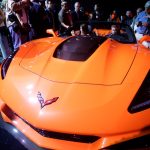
[1,101,150,150]
[0,113,46,150]
[0,103,96,150]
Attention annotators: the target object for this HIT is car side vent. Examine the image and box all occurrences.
[128,70,150,113]
[1,50,18,80]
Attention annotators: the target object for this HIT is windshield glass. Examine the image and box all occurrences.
[72,21,136,43]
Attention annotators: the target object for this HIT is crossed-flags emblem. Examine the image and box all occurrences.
[37,92,59,109]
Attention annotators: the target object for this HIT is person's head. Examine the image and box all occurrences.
[112,10,117,15]
[145,1,150,14]
[80,6,85,13]
[80,24,89,35]
[136,7,143,15]
[94,4,100,11]
[111,10,118,19]
[74,2,80,12]
[111,25,120,35]
[126,10,133,18]
[45,0,54,10]
[61,1,68,10]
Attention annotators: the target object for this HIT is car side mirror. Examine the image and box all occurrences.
[46,29,57,37]
[139,35,150,49]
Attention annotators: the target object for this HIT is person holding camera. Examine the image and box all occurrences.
[6,0,31,50]
[135,1,150,41]
[0,8,13,62]
[58,1,73,36]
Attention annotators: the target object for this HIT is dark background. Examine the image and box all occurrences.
[67,0,147,12]
[53,0,148,19]
[1,0,148,17]
[70,0,147,11]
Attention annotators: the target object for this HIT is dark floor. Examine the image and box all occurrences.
[106,134,150,150]
[0,127,27,150]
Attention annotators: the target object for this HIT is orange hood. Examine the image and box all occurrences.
[20,38,137,85]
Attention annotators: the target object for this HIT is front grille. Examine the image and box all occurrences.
[15,113,99,143]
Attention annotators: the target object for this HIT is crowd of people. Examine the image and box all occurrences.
[0,0,150,62]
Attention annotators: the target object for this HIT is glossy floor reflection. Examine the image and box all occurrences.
[0,127,27,150]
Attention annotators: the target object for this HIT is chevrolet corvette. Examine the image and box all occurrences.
[0,21,150,150]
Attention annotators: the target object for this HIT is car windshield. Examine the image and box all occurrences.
[54,21,137,61]
[72,21,136,44]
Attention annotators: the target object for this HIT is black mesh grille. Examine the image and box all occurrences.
[15,113,99,143]
[128,70,150,113]
[1,50,18,79]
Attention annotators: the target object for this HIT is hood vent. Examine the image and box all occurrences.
[53,35,107,61]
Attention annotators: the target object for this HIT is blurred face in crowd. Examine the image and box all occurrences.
[145,7,150,14]
[136,8,143,15]
[126,11,133,18]
[94,4,99,11]
[111,10,118,19]
[111,25,120,35]
[45,0,54,10]
[61,2,69,11]
[74,2,80,12]
[80,24,89,35]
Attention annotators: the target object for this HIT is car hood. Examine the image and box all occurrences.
[20,38,137,85]
[1,39,147,135]
[1,66,147,135]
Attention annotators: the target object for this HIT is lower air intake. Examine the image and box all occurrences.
[15,113,99,143]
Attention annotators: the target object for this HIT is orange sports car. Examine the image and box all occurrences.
[0,22,150,150]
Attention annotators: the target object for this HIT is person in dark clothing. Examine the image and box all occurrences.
[107,10,121,22]
[0,8,13,62]
[6,0,31,50]
[106,24,128,42]
[58,1,73,36]
[29,1,48,38]
[121,10,133,26]
[45,0,59,31]
[91,4,104,21]
[107,24,121,36]
[72,2,86,24]
[71,23,94,36]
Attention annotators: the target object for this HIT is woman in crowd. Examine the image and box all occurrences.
[0,7,13,62]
